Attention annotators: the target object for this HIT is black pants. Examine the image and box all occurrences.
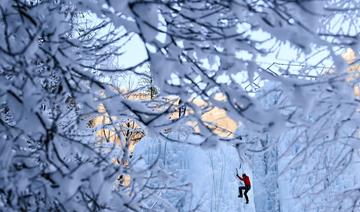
[239,185,251,203]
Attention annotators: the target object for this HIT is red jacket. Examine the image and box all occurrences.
[238,175,251,186]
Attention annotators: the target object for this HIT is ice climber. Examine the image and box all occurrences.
[237,173,251,204]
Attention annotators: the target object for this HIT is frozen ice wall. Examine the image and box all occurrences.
[134,130,256,212]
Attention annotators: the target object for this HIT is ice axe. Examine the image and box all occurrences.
[235,168,240,177]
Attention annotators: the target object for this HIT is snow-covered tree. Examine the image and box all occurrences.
[248,74,360,211]
[2,0,360,211]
